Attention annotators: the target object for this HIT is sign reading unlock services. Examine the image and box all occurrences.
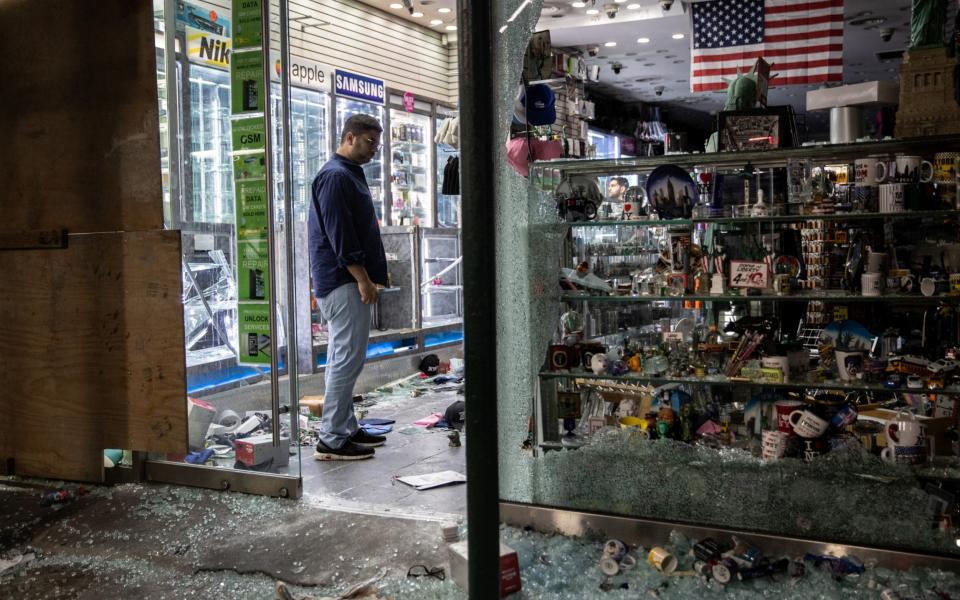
[334,69,385,104]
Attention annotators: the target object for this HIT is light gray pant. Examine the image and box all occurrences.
[318,282,369,448]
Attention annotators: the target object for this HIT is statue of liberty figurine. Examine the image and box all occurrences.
[911,0,947,49]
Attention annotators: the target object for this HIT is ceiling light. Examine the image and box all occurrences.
[614,0,627,3]
[438,7,451,13]
[586,8,599,14]
[445,24,457,30]
[604,41,617,47]
[430,19,443,24]
[412,11,424,17]
[672,33,685,39]
[637,37,650,43]
[389,2,403,7]
[627,2,640,7]
[571,1,586,6]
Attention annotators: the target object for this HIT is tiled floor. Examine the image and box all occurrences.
[300,386,467,519]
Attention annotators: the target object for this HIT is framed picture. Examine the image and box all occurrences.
[717,107,797,152]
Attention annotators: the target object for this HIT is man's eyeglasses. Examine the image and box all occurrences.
[364,137,383,151]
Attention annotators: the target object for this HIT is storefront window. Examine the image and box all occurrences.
[490,0,960,560]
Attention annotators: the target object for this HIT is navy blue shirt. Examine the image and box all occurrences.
[309,154,388,298]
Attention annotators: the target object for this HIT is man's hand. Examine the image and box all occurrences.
[358,279,380,304]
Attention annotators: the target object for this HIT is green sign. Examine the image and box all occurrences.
[236,179,268,233]
[237,238,270,301]
[238,302,271,365]
[231,50,264,114]
[232,117,266,151]
[233,151,266,181]
[233,0,263,49]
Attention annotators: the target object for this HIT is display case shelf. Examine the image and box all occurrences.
[535,135,960,174]
[560,291,960,304]
[562,210,960,228]
[538,369,960,395]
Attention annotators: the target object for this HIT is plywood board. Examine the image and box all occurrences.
[0,0,163,233]
[0,231,187,482]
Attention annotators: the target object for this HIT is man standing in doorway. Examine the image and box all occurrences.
[309,114,389,460]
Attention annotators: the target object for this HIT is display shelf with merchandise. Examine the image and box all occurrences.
[532,138,960,562]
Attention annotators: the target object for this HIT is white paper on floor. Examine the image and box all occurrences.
[395,471,467,490]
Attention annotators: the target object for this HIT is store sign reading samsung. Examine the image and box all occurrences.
[334,69,385,104]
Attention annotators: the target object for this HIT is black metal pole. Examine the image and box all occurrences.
[457,2,500,599]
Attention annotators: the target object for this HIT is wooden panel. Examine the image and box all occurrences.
[0,231,187,482]
[0,0,163,233]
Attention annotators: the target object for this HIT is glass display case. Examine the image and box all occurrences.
[588,128,621,159]
[271,85,330,222]
[517,138,960,561]
[389,109,433,226]
[335,97,385,223]
[181,63,239,373]
[436,113,460,228]
[419,227,463,328]
[188,64,234,224]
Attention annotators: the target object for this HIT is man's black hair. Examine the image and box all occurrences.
[611,176,629,187]
[340,113,383,143]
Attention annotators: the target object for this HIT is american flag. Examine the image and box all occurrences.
[690,0,844,93]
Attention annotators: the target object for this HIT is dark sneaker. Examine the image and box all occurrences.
[351,429,387,447]
[314,440,374,461]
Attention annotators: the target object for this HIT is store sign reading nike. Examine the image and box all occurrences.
[334,69,385,104]
[186,26,231,68]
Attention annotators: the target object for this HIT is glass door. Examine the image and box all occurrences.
[145,3,302,497]
[335,97,386,223]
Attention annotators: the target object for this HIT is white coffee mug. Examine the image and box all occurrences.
[789,410,830,438]
[835,349,864,381]
[622,201,641,220]
[865,249,886,273]
[878,155,933,183]
[855,157,884,186]
[885,412,925,446]
[879,183,905,213]
[862,273,883,296]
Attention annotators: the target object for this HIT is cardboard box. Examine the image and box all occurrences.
[234,434,290,467]
[858,408,956,455]
[301,395,324,416]
[447,541,521,597]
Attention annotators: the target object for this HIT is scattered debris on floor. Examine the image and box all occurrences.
[395,471,467,491]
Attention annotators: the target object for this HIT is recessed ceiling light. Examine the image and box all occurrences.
[389,2,403,7]
[438,7,451,13]
[614,0,627,3]
[445,24,457,30]
[627,2,640,7]
[412,11,424,17]
[586,8,599,14]
[637,37,650,43]
[673,60,684,63]
[604,41,617,47]
[571,1,586,6]
[672,33,685,39]
[644,62,655,66]
[430,19,443,24]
